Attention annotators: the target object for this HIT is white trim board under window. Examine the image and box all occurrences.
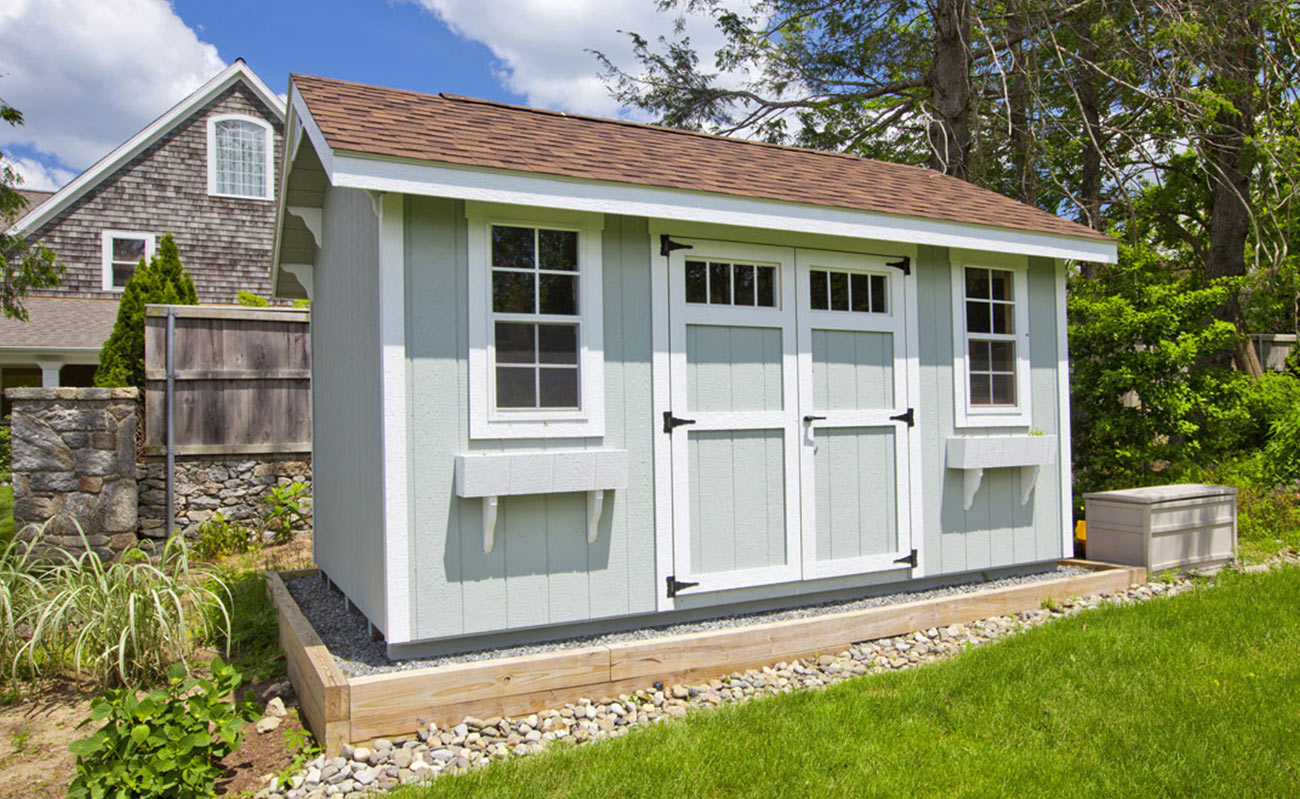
[207,113,274,200]
[950,250,1032,428]
[467,202,605,439]
[100,230,155,291]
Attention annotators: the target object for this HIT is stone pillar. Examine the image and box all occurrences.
[5,387,139,558]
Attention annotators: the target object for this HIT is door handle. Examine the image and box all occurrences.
[803,415,827,423]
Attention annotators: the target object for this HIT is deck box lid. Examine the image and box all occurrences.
[1082,483,1238,505]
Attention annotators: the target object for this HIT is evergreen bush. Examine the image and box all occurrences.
[94,232,197,390]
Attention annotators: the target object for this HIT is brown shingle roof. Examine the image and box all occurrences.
[0,297,119,350]
[292,73,1109,243]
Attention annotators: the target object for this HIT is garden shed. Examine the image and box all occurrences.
[272,74,1118,658]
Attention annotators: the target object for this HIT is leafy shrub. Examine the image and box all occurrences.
[68,658,260,799]
[236,289,269,307]
[202,569,282,683]
[194,512,258,560]
[0,527,230,688]
[260,481,309,544]
[95,232,197,391]
[0,415,10,483]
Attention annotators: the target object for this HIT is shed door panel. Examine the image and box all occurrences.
[797,249,914,579]
[667,242,802,592]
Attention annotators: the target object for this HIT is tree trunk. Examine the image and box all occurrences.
[1075,19,1104,280]
[927,0,972,179]
[1203,7,1262,377]
[1009,37,1035,205]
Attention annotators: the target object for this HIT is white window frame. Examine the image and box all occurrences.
[100,230,156,292]
[466,202,605,440]
[206,113,274,200]
[950,250,1032,428]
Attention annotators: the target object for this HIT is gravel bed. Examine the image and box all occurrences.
[286,565,1088,676]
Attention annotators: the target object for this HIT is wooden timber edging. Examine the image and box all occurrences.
[268,562,1146,753]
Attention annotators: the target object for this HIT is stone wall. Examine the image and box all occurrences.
[138,455,312,540]
[6,387,139,558]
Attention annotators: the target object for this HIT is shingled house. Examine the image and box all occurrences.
[1,60,284,400]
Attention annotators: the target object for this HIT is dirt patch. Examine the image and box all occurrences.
[215,693,308,797]
[0,677,308,799]
[0,681,93,799]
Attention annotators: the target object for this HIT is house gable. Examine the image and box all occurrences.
[19,62,286,303]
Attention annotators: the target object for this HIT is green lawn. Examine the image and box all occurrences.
[0,485,12,545]
[397,567,1300,799]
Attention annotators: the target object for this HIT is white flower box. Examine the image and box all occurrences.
[945,435,1058,510]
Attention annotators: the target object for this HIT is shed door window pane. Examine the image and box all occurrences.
[685,260,777,308]
[108,235,148,288]
[214,120,267,197]
[964,266,1017,407]
[490,224,583,411]
[808,268,888,314]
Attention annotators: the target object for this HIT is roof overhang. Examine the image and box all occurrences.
[272,83,1117,291]
[14,60,285,235]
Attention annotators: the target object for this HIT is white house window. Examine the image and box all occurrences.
[467,205,605,439]
[207,114,273,199]
[100,231,155,291]
[951,255,1032,427]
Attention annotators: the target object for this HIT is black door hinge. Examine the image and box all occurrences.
[660,235,694,257]
[663,411,697,433]
[886,256,911,275]
[666,575,699,597]
[894,549,918,568]
[889,407,915,427]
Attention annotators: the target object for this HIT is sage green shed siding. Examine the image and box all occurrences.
[392,203,1067,643]
[403,202,658,642]
[311,185,387,628]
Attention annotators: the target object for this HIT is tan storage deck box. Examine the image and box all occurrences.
[1084,484,1237,572]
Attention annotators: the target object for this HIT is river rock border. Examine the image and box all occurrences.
[258,574,1198,799]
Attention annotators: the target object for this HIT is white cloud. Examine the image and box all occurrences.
[410,0,739,117]
[3,156,77,192]
[0,0,225,173]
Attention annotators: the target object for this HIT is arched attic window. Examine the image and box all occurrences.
[207,114,273,199]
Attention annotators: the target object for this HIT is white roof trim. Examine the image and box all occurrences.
[280,85,1117,266]
[14,60,285,235]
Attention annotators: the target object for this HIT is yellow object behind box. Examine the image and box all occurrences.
[1075,519,1087,542]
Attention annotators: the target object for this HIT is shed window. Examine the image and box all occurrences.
[467,205,606,439]
[207,114,273,199]
[100,231,155,291]
[491,225,581,409]
[685,260,776,307]
[809,268,887,313]
[951,256,1032,427]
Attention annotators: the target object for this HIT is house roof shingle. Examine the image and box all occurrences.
[292,73,1109,244]
[0,297,119,350]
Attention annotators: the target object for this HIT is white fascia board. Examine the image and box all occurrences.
[324,153,1118,264]
[14,61,286,236]
[270,85,331,295]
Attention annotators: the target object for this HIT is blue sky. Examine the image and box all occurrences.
[171,0,524,103]
[0,0,732,191]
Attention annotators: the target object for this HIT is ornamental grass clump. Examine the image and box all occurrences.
[0,522,231,688]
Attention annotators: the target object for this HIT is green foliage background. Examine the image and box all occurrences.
[94,232,197,390]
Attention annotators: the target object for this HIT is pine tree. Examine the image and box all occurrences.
[94,232,197,390]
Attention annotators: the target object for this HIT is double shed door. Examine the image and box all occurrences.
[665,239,916,595]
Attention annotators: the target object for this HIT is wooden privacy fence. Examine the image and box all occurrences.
[144,305,311,456]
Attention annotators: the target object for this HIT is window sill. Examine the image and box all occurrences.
[207,191,274,202]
